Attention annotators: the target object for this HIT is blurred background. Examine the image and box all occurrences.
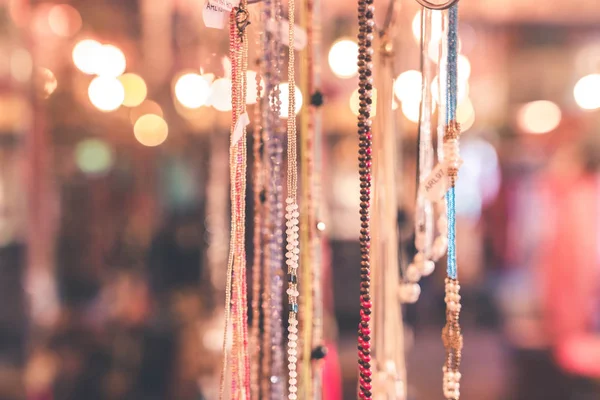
[0,0,598,399]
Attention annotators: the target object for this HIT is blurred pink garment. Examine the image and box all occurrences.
[537,173,600,377]
[322,341,342,400]
[556,334,600,377]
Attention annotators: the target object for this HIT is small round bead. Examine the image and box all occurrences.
[419,259,435,276]
[406,264,421,283]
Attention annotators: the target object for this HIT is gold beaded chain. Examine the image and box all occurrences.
[299,0,313,394]
[220,4,251,399]
[299,0,321,395]
[284,0,301,397]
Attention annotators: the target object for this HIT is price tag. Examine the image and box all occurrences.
[421,163,448,202]
[232,112,250,146]
[208,0,240,12]
[203,1,228,29]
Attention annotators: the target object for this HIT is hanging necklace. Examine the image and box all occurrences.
[441,4,463,400]
[299,0,314,394]
[400,7,449,305]
[299,0,326,395]
[371,2,408,396]
[356,0,375,397]
[220,4,251,400]
[284,0,302,396]
[250,4,265,398]
[260,0,287,397]
[433,10,450,264]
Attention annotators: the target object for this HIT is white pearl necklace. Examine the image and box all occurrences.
[285,198,300,399]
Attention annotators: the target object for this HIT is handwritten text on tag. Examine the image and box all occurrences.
[421,163,448,202]
[203,2,228,29]
[208,0,240,12]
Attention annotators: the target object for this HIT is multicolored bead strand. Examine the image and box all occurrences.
[441,5,463,400]
[356,0,375,397]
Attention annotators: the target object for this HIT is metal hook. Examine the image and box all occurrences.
[235,7,251,37]
[414,0,459,10]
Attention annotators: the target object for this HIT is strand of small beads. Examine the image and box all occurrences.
[219,5,251,399]
[304,0,327,396]
[266,0,287,394]
[441,5,463,400]
[298,0,315,394]
[356,0,375,397]
[259,1,274,397]
[432,10,450,266]
[250,7,265,397]
[401,7,436,305]
[284,0,302,396]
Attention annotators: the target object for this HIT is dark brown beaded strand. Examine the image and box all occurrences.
[356,0,374,398]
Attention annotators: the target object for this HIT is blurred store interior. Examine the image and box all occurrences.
[0,0,598,399]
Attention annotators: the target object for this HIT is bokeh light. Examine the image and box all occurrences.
[31,3,53,36]
[401,101,421,123]
[328,39,359,79]
[209,78,233,112]
[75,138,114,175]
[573,74,600,110]
[118,73,147,107]
[134,114,169,147]
[10,48,32,83]
[517,100,561,134]
[95,44,126,78]
[130,100,163,125]
[88,76,125,112]
[174,73,211,109]
[456,138,501,219]
[35,67,57,99]
[412,10,444,43]
[48,4,82,37]
[394,70,422,103]
[458,55,471,82]
[457,98,476,132]
[349,87,378,117]
[276,83,303,119]
[72,39,102,75]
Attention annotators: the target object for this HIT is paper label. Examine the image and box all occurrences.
[266,19,307,50]
[208,0,240,12]
[421,163,448,202]
[203,1,228,29]
[232,112,250,146]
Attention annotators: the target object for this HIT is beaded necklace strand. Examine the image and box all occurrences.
[299,0,316,395]
[265,1,287,397]
[356,0,375,397]
[284,0,302,396]
[250,5,265,398]
[220,3,251,399]
[441,5,463,400]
